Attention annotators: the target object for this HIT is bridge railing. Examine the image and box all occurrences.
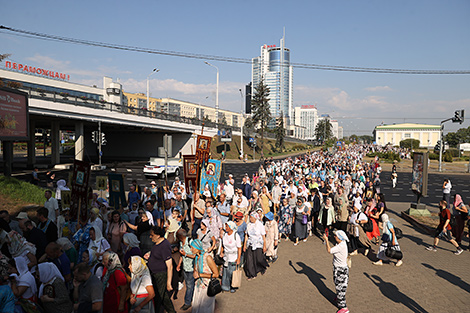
[25,87,241,132]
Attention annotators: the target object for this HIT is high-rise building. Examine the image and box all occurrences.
[294,105,318,140]
[252,35,293,126]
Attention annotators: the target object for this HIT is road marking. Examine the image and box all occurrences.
[396,188,403,190]
[406,194,414,197]
[127,169,132,172]
[392,194,400,196]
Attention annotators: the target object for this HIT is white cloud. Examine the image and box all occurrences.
[364,86,393,92]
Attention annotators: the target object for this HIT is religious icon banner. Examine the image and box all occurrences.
[199,159,221,198]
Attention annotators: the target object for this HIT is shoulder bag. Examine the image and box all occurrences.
[198,272,222,297]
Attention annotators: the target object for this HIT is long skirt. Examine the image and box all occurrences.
[295,219,307,240]
[333,266,349,309]
[192,282,215,313]
[366,218,380,240]
[131,297,155,313]
[244,247,269,279]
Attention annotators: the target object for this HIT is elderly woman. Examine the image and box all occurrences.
[323,230,350,313]
[205,205,222,242]
[191,239,219,313]
[278,197,294,241]
[88,226,111,262]
[264,212,279,263]
[293,197,311,246]
[260,186,272,215]
[243,212,269,280]
[220,221,242,293]
[373,214,403,267]
[37,262,73,313]
[82,249,104,279]
[318,197,335,239]
[123,233,142,270]
[129,256,155,313]
[124,209,154,255]
[197,220,216,253]
[56,237,78,270]
[5,231,37,270]
[89,207,103,234]
[249,191,262,215]
[107,211,127,255]
[347,204,372,256]
[102,251,129,313]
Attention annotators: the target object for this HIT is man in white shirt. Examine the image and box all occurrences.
[271,180,282,215]
[232,188,249,208]
[44,190,59,222]
[224,180,234,204]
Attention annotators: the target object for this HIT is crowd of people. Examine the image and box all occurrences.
[0,144,467,313]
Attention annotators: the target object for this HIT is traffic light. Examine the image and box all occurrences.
[452,109,465,124]
[434,140,441,152]
[91,131,98,143]
[100,132,107,146]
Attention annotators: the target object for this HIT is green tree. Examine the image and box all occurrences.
[359,135,374,144]
[243,116,256,138]
[275,112,285,152]
[400,138,420,149]
[314,119,333,143]
[251,78,271,156]
[445,126,470,147]
[219,114,228,129]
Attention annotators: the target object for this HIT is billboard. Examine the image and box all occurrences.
[411,152,429,196]
[0,88,29,140]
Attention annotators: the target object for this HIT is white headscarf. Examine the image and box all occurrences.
[130,256,151,294]
[88,226,105,250]
[38,262,64,297]
[123,233,140,249]
[55,179,70,200]
[14,256,38,296]
[56,237,74,251]
[145,211,155,226]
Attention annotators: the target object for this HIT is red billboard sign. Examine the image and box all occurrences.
[0,88,29,140]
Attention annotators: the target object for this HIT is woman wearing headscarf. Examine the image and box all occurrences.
[72,217,92,263]
[88,225,111,262]
[293,197,311,246]
[102,251,129,313]
[452,194,468,246]
[55,179,70,211]
[37,262,73,313]
[0,254,16,313]
[123,233,142,271]
[191,239,218,313]
[107,211,127,256]
[373,214,403,267]
[204,205,222,242]
[318,197,335,240]
[89,207,104,234]
[220,221,241,293]
[243,212,269,280]
[164,218,183,301]
[129,256,155,313]
[5,231,37,271]
[56,237,78,270]
[124,209,154,255]
[347,204,372,256]
[278,197,294,241]
[197,220,216,253]
[264,212,279,263]
[8,256,39,311]
[82,249,104,279]
[323,230,350,313]
[177,229,195,311]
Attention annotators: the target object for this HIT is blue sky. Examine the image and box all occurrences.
[1,0,469,135]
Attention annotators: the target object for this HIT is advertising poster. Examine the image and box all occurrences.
[199,159,221,198]
[183,154,197,194]
[411,152,429,196]
[70,160,91,222]
[0,88,29,140]
[108,173,126,209]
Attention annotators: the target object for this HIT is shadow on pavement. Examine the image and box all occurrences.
[289,260,336,306]
[364,273,428,313]
[422,263,470,293]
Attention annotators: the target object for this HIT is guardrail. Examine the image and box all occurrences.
[24,87,241,132]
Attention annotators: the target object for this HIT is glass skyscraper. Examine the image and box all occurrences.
[252,36,293,126]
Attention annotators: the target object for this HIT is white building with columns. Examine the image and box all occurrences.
[373,123,441,148]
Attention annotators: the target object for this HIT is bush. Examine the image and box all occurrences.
[400,139,420,149]
[443,151,453,163]
[366,152,400,162]
[446,148,460,157]
[429,153,439,160]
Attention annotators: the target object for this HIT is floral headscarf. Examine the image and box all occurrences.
[8,231,36,258]
[102,251,123,292]
[191,239,205,273]
[130,256,150,293]
[454,194,463,208]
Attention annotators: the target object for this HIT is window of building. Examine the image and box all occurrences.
[404,133,411,138]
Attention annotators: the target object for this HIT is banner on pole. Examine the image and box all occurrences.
[70,160,91,222]
[199,159,221,198]
[108,173,127,209]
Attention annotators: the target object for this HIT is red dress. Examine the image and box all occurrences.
[366,208,381,240]
[102,267,128,313]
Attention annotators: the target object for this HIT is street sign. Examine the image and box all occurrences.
[249,137,254,143]
[219,128,232,142]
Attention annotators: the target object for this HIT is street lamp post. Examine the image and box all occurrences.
[204,61,219,125]
[239,89,245,159]
[147,68,159,110]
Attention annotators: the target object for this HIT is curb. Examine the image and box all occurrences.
[400,211,434,235]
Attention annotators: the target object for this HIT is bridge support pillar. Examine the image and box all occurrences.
[75,122,84,161]
[51,121,60,165]
[27,120,36,168]
[2,141,13,177]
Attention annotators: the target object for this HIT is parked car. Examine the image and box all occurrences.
[143,157,182,178]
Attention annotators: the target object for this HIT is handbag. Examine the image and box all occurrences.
[302,214,308,225]
[213,254,225,266]
[232,266,242,288]
[394,227,403,239]
[385,244,403,260]
[199,273,222,297]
